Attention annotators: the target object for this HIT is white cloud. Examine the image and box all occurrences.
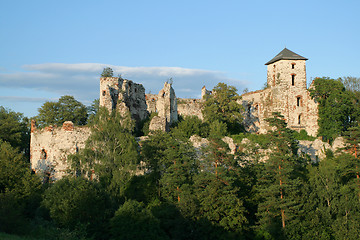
[0,63,249,108]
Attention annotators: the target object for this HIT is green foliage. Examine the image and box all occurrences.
[202,82,244,135]
[300,153,360,239]
[86,98,99,124]
[110,199,168,240]
[136,111,157,137]
[292,129,316,141]
[0,140,42,234]
[194,137,248,235]
[70,108,139,198]
[42,177,109,235]
[36,95,88,127]
[0,106,30,155]
[101,67,114,77]
[171,115,209,139]
[141,131,198,205]
[255,113,305,238]
[310,77,355,142]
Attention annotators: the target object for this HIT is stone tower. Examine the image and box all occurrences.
[241,48,318,136]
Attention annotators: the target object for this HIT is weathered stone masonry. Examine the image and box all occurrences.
[30,121,91,181]
[30,48,321,181]
[240,48,319,136]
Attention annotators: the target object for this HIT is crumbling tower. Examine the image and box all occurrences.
[99,77,148,123]
[149,81,178,131]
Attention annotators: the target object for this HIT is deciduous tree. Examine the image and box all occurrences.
[36,95,88,127]
[202,83,244,134]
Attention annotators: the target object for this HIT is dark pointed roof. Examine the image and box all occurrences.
[265,48,308,65]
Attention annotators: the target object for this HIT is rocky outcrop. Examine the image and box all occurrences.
[298,137,346,162]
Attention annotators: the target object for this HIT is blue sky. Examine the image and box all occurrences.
[1,0,360,117]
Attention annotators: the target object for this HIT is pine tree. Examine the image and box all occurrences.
[256,112,305,238]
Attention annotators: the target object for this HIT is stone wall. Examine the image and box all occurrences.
[177,98,204,120]
[149,82,178,131]
[30,121,91,182]
[100,77,148,122]
[241,59,319,136]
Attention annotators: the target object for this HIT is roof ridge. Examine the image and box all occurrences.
[265,48,308,65]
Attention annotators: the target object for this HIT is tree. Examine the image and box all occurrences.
[309,77,354,142]
[141,131,198,205]
[339,76,360,93]
[42,176,109,237]
[70,108,139,199]
[193,137,247,236]
[101,67,114,77]
[171,115,209,140]
[87,98,99,124]
[202,82,244,134]
[36,95,88,127]
[110,200,168,240]
[0,140,41,233]
[301,152,360,239]
[255,113,305,239]
[0,106,29,155]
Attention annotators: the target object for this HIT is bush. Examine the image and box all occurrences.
[42,177,110,237]
[110,200,168,240]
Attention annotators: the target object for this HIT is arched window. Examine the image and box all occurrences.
[297,97,301,107]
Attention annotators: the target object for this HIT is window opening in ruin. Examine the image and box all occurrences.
[297,97,301,107]
[292,75,295,86]
[247,104,251,115]
[102,90,106,96]
[298,114,301,125]
[41,149,47,160]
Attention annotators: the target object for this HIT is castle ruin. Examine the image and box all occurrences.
[241,48,318,136]
[30,48,320,181]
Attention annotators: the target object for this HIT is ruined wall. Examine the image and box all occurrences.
[100,77,148,122]
[241,59,319,136]
[30,121,91,182]
[149,82,178,131]
[145,94,158,113]
[177,98,203,120]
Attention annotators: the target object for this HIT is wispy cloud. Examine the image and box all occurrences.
[0,63,248,102]
[0,96,55,103]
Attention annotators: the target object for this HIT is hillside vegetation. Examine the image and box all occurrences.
[1,79,360,239]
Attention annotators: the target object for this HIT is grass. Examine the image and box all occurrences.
[0,232,42,240]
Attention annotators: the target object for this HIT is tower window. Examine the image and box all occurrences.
[102,90,106,96]
[291,74,295,86]
[297,97,301,107]
[291,63,296,69]
[298,115,301,125]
